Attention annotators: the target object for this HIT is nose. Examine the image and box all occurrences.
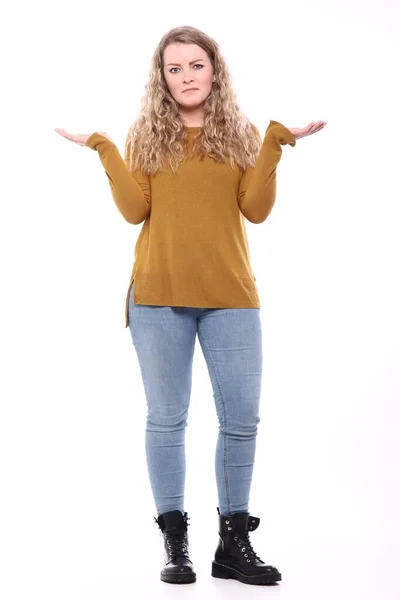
[182,71,194,84]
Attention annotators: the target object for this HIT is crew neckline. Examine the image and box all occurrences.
[185,126,202,131]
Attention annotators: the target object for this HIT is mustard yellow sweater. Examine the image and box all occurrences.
[85,120,296,328]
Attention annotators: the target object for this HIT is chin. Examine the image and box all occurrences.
[181,95,207,106]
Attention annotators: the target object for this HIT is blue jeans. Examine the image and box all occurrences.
[127,280,263,517]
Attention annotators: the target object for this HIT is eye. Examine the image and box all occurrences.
[169,64,204,74]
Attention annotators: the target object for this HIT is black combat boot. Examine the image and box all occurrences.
[211,507,282,585]
[154,509,196,584]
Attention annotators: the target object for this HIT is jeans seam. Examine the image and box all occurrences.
[198,329,231,515]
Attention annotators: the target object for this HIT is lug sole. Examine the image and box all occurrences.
[211,560,281,585]
[161,571,196,584]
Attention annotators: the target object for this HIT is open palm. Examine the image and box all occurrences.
[54,128,114,146]
[288,121,327,140]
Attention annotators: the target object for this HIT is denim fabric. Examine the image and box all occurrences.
[127,280,263,517]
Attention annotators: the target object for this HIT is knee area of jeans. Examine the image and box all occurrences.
[146,414,189,431]
[219,424,259,438]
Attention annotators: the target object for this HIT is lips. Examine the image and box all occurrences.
[183,88,199,93]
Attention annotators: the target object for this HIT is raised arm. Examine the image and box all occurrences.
[85,133,151,224]
[238,120,296,224]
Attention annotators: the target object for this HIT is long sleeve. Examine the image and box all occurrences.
[85,133,151,224]
[238,120,296,224]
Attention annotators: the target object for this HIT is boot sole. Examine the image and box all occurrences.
[161,572,196,584]
[212,561,281,585]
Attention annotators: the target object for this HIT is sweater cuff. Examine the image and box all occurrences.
[266,120,296,147]
[85,132,112,150]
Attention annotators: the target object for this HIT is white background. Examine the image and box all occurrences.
[1,0,399,598]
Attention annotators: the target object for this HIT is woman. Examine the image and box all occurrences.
[55,25,326,586]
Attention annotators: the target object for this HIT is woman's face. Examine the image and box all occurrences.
[162,43,214,111]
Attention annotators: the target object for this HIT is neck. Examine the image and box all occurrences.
[179,106,204,128]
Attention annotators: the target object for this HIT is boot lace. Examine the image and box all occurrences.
[234,532,262,563]
[154,515,191,562]
[164,531,190,561]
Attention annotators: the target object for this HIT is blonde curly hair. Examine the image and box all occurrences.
[124,25,262,175]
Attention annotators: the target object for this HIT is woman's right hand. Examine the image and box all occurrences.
[54,128,114,146]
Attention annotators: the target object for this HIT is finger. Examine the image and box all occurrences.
[55,128,73,141]
[302,123,314,134]
[310,124,324,134]
[55,128,85,145]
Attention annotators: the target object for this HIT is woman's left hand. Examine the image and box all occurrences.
[288,121,327,140]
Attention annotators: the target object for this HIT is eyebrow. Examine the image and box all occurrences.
[166,58,205,66]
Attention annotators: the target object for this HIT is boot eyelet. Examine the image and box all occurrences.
[246,559,251,562]
[225,520,230,524]
[244,554,248,557]
[252,519,255,523]
[234,536,238,541]
[227,526,232,530]
[241,548,246,552]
